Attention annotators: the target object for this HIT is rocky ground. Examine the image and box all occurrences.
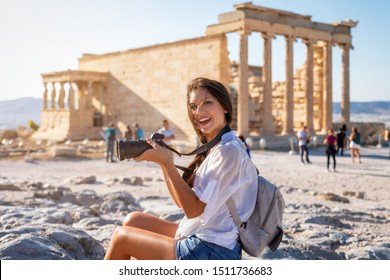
[0,145,389,260]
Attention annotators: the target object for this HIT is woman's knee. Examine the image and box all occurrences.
[123,211,146,227]
[111,226,130,244]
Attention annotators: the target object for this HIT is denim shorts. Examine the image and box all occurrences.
[176,235,241,260]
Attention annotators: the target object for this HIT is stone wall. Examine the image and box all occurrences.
[37,110,71,141]
[78,35,229,145]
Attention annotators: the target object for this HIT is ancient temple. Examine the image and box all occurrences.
[33,3,357,146]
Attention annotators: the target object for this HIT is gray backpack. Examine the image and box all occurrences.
[226,176,285,257]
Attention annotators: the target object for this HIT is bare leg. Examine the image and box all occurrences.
[356,149,362,163]
[123,211,178,237]
[351,148,355,163]
[104,212,178,260]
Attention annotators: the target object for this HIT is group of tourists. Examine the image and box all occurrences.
[104,122,144,162]
[298,123,362,172]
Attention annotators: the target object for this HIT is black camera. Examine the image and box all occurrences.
[116,133,165,161]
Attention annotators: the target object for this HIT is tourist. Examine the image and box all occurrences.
[133,123,144,140]
[105,122,118,163]
[297,124,311,164]
[158,119,175,160]
[336,127,346,156]
[349,127,362,163]
[324,129,337,172]
[123,125,133,140]
[104,77,257,260]
[238,135,251,158]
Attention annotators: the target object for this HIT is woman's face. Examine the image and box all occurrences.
[189,87,227,142]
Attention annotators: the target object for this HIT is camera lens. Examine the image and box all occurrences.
[116,139,152,160]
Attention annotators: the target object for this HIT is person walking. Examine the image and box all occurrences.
[297,124,311,164]
[336,128,346,156]
[349,127,362,163]
[106,122,118,162]
[324,129,337,172]
[104,77,257,260]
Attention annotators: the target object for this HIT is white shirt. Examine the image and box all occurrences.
[297,129,307,146]
[175,131,258,249]
[158,127,174,145]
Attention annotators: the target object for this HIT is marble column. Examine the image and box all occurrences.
[261,32,274,135]
[237,30,249,137]
[314,45,324,132]
[58,82,65,109]
[87,81,93,108]
[303,39,315,134]
[68,82,75,110]
[75,82,84,110]
[341,44,351,127]
[282,35,294,135]
[43,83,48,110]
[322,41,333,133]
[50,83,56,109]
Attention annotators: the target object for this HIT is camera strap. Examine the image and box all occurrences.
[157,125,232,172]
[180,125,232,156]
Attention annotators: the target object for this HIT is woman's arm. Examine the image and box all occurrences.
[135,140,206,219]
[160,162,206,219]
[161,166,181,208]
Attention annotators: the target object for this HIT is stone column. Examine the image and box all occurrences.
[68,82,75,110]
[87,81,93,108]
[282,35,294,135]
[341,44,351,127]
[50,83,56,109]
[74,82,82,110]
[75,82,84,110]
[303,39,315,134]
[237,30,249,137]
[261,32,274,135]
[322,41,333,133]
[43,83,48,110]
[314,45,324,132]
[58,82,65,109]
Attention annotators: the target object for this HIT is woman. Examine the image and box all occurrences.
[104,77,257,260]
[323,129,337,171]
[349,127,362,163]
[123,125,133,140]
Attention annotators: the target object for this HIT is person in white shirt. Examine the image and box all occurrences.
[297,124,312,164]
[104,77,257,260]
[158,119,175,160]
[158,119,175,145]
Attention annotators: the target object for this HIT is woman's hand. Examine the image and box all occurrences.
[134,139,172,166]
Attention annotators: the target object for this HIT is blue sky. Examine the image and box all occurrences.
[0,0,389,102]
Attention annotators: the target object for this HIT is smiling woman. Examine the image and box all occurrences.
[187,78,232,142]
[104,77,258,260]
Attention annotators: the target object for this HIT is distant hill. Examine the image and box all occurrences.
[0,97,42,129]
[333,101,390,114]
[0,98,389,130]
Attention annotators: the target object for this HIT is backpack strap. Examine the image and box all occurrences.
[226,197,244,229]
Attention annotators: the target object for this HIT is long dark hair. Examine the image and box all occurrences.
[182,77,233,187]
